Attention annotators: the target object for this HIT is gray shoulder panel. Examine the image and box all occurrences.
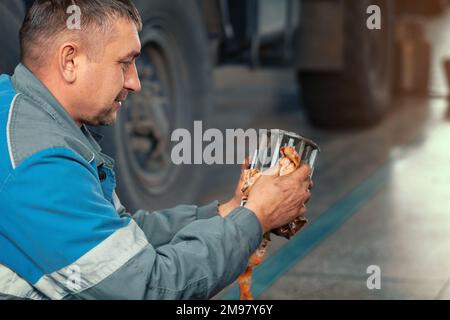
[8,94,95,168]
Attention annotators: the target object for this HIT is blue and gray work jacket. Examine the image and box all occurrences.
[0,64,262,300]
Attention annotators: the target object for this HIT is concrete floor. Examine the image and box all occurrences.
[197,14,450,298]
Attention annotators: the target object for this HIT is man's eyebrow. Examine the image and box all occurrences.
[119,50,141,61]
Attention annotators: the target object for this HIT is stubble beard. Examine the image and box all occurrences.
[83,106,118,126]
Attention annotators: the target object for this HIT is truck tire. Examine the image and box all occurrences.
[0,0,25,74]
[99,0,213,212]
[298,0,394,128]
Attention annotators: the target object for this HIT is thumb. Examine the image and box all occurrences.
[289,162,312,181]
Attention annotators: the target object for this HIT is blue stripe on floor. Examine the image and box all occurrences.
[222,163,390,300]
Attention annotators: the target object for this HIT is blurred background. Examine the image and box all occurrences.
[1,0,450,299]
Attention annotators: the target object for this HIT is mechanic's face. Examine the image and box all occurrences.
[76,18,141,126]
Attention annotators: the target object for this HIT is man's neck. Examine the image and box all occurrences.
[31,66,83,128]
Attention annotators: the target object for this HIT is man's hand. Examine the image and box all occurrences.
[218,158,250,217]
[244,163,312,233]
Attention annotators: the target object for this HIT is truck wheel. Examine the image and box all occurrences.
[99,0,213,212]
[298,0,394,128]
[0,0,25,74]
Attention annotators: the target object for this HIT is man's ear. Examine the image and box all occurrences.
[59,42,79,83]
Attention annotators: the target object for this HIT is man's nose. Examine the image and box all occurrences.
[124,63,142,93]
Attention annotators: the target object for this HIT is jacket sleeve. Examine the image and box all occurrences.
[1,147,262,300]
[75,207,262,300]
[113,193,221,248]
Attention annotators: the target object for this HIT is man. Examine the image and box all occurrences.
[0,0,312,299]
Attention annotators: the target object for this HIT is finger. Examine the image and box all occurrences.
[300,163,312,180]
[309,180,314,191]
[303,190,311,204]
[290,163,312,181]
[304,195,311,205]
[298,205,307,217]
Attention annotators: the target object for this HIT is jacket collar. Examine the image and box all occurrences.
[11,63,104,156]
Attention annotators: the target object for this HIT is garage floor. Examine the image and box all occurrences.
[199,9,450,299]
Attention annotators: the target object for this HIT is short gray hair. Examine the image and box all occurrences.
[20,0,142,66]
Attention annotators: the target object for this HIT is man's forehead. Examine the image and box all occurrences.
[107,19,141,56]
